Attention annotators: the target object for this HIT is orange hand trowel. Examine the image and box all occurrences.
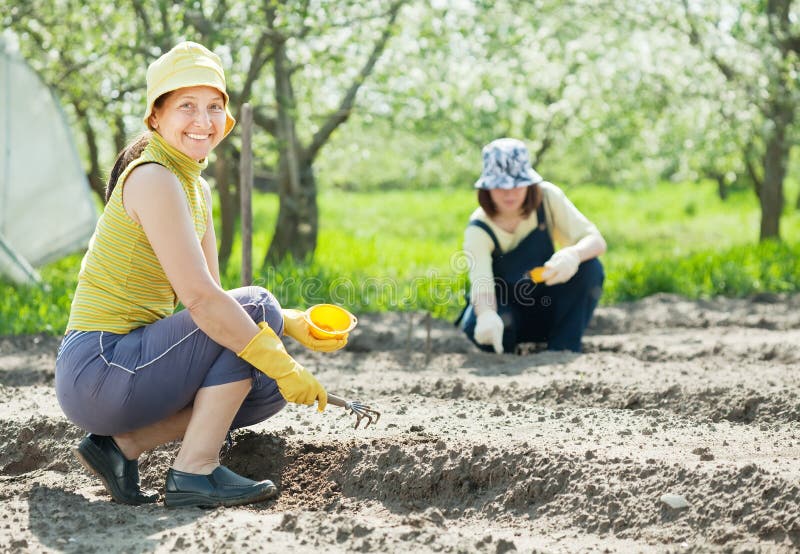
[529,266,547,283]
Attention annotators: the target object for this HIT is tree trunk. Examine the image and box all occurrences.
[743,146,763,201]
[215,144,237,268]
[758,0,797,240]
[265,158,318,264]
[260,1,404,265]
[759,100,792,241]
[264,34,318,265]
[113,114,127,156]
[73,104,105,201]
[714,174,728,201]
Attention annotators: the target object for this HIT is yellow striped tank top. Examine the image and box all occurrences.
[67,132,208,333]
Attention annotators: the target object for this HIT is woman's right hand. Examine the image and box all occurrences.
[475,310,504,354]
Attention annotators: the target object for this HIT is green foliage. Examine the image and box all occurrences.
[217,189,472,318]
[2,181,799,335]
[228,182,800,317]
[0,254,81,335]
[608,240,800,302]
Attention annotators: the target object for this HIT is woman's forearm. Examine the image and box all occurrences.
[471,290,497,316]
[570,232,607,262]
[185,288,262,353]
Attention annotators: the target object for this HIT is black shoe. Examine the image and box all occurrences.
[164,465,278,508]
[73,434,159,505]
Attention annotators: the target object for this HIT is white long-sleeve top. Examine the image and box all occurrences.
[463,182,600,308]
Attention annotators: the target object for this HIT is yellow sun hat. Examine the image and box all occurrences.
[143,41,236,138]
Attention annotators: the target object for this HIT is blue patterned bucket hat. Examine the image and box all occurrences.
[474,138,543,190]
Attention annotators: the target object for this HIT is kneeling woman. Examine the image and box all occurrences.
[459,138,606,353]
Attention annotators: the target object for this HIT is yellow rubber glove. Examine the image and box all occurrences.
[237,322,327,411]
[282,308,348,352]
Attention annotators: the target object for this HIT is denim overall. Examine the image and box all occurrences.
[460,203,604,352]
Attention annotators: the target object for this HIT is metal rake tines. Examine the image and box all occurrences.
[345,400,381,429]
[328,393,381,429]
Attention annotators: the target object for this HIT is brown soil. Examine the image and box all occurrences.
[1,293,798,553]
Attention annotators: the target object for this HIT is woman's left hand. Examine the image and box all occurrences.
[542,247,581,285]
[282,309,348,352]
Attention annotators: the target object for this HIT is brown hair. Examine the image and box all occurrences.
[104,93,170,204]
[478,185,542,218]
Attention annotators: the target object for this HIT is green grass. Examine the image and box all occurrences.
[0,255,83,335]
[2,181,799,334]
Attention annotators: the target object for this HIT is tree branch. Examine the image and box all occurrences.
[228,91,278,136]
[786,34,800,55]
[159,1,173,45]
[768,0,800,55]
[530,62,586,167]
[238,32,273,106]
[212,0,228,25]
[7,3,35,26]
[55,57,99,84]
[294,0,313,39]
[305,0,405,162]
[744,144,764,198]
[72,102,106,201]
[131,0,152,34]
[131,0,172,52]
[319,6,402,31]
[680,0,739,82]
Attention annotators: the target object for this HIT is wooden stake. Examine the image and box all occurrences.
[406,311,414,351]
[424,311,432,366]
[240,103,253,286]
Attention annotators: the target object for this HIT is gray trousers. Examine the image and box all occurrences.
[55,286,287,436]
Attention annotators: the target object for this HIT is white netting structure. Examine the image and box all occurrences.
[0,42,96,284]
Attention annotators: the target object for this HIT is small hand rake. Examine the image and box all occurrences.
[327,393,381,429]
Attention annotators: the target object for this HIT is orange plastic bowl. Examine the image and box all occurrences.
[304,304,358,339]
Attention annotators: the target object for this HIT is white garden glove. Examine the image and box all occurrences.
[542,247,581,285]
[474,310,504,354]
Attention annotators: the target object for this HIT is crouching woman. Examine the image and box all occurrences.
[459,138,606,354]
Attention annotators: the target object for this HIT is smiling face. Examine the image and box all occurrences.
[148,85,227,161]
[489,186,529,217]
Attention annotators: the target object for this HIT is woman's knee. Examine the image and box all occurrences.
[557,260,604,312]
[227,286,284,335]
[571,258,604,295]
[230,379,286,429]
[579,258,604,283]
